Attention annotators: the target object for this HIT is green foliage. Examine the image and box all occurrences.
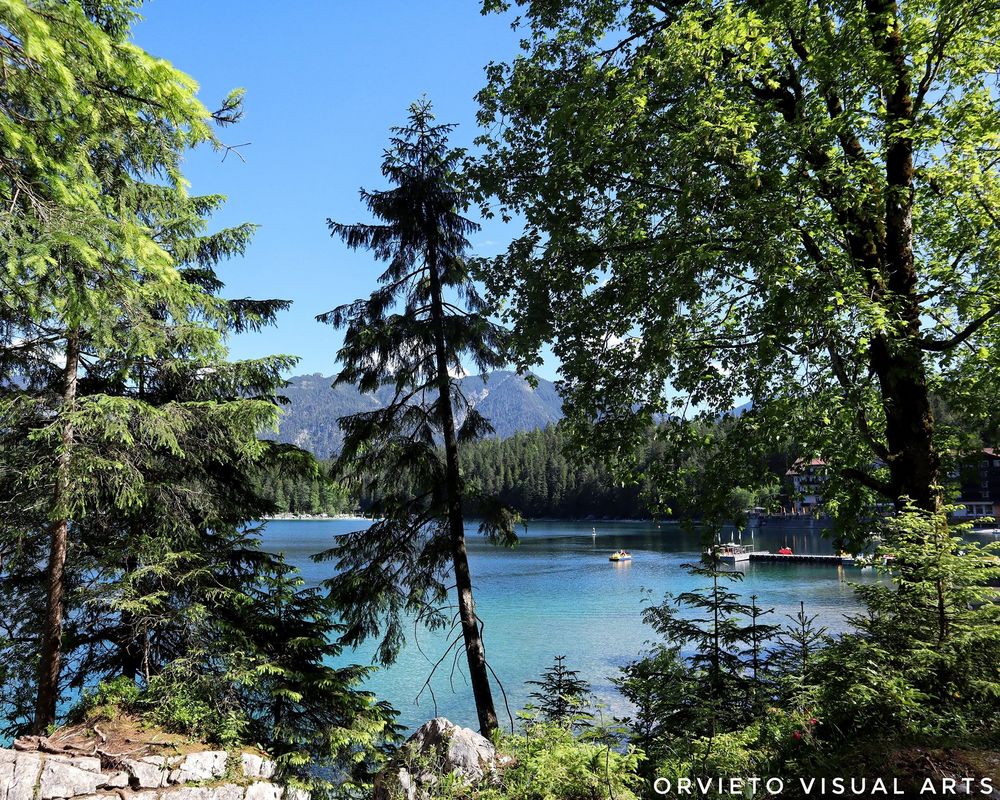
[67,564,399,792]
[138,665,251,748]
[479,721,643,800]
[638,554,762,735]
[525,655,592,726]
[254,458,355,516]
[815,509,1000,739]
[73,676,141,723]
[0,2,396,780]
[475,0,1000,531]
[460,426,654,519]
[315,100,517,664]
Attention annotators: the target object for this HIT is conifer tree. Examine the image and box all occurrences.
[0,5,397,770]
[0,0,242,731]
[317,100,517,735]
[640,553,754,736]
[526,655,592,726]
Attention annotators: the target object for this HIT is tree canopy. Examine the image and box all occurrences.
[475,0,1000,537]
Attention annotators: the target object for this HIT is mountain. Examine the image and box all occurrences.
[269,370,564,458]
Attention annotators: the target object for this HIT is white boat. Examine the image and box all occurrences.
[709,542,754,564]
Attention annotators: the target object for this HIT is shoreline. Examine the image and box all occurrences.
[261,512,374,521]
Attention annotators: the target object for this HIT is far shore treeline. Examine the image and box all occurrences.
[257,421,785,520]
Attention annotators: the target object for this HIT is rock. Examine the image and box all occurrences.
[101,771,130,789]
[124,757,170,789]
[238,755,274,780]
[206,784,245,800]
[0,751,16,800]
[38,758,106,799]
[244,782,282,800]
[0,747,288,800]
[170,788,209,800]
[409,718,497,783]
[44,757,101,775]
[373,717,499,800]
[170,752,228,784]
[8,753,43,800]
[239,755,263,780]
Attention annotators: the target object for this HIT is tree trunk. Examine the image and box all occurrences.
[33,331,80,733]
[866,0,941,515]
[426,250,499,737]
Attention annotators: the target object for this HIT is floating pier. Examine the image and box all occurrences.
[748,551,854,566]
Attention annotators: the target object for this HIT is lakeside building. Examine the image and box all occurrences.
[784,450,1000,524]
[951,447,1000,523]
[784,458,827,516]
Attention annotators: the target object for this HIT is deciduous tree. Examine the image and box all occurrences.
[475,0,1000,532]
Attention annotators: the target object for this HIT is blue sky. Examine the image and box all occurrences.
[133,2,554,379]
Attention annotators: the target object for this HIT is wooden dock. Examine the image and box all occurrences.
[748,551,855,566]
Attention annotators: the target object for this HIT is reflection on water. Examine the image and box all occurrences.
[261,518,882,731]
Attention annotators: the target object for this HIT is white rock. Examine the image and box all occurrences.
[409,717,497,782]
[283,788,309,800]
[171,752,228,784]
[8,752,42,800]
[244,782,282,800]
[124,757,170,789]
[68,759,101,775]
[238,755,274,781]
[0,750,17,800]
[374,717,499,800]
[101,771,130,789]
[171,788,209,800]
[38,758,105,799]
[239,754,263,780]
[207,784,245,800]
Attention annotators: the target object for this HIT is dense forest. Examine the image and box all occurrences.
[253,462,354,516]
[459,426,656,518]
[257,422,795,521]
[254,425,665,519]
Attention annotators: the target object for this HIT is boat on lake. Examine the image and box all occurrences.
[710,542,755,564]
[609,550,632,561]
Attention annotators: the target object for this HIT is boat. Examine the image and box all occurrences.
[709,542,754,564]
[609,550,632,562]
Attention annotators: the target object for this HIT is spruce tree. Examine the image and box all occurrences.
[0,4,397,773]
[0,0,239,731]
[526,655,592,726]
[317,100,517,735]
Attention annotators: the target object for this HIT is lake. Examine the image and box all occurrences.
[261,518,880,732]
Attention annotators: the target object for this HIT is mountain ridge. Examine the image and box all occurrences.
[268,370,564,458]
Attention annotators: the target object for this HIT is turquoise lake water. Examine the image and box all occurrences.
[261,518,885,732]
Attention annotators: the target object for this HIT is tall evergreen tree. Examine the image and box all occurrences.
[0,0,243,731]
[0,6,397,775]
[317,100,517,735]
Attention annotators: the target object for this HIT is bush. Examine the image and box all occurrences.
[480,721,643,800]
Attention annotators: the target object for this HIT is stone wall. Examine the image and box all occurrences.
[0,747,307,800]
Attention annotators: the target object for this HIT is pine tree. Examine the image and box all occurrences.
[526,655,592,726]
[316,100,518,735]
[0,4,395,769]
[640,553,754,736]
